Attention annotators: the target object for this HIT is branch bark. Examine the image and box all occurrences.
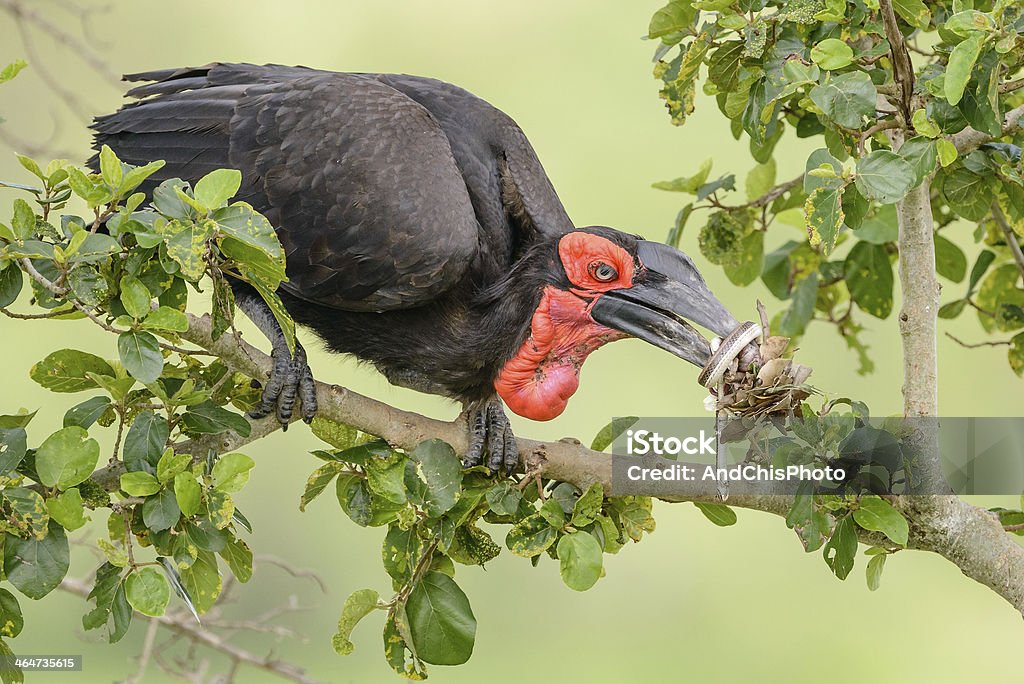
[951,103,1024,155]
[128,312,1024,616]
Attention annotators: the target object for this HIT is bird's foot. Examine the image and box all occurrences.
[463,397,518,476]
[248,341,318,430]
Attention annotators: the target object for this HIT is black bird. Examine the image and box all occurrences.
[92,63,750,473]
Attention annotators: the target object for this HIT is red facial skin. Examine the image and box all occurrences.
[495,233,636,421]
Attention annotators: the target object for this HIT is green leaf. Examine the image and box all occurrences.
[179,549,221,614]
[1009,333,1024,377]
[844,242,893,319]
[4,521,69,599]
[162,219,213,281]
[213,203,284,261]
[212,453,255,493]
[120,471,161,497]
[937,139,959,167]
[110,581,132,643]
[157,448,191,484]
[30,349,115,393]
[506,513,558,557]
[657,30,713,126]
[648,0,696,39]
[142,306,188,332]
[940,166,993,221]
[0,428,27,475]
[694,501,738,526]
[243,273,296,354]
[99,145,123,189]
[125,566,170,617]
[383,607,427,680]
[193,169,242,210]
[382,524,423,585]
[590,416,639,451]
[0,265,23,308]
[810,39,854,70]
[911,109,940,139]
[412,440,462,517]
[181,402,251,437]
[653,159,712,193]
[745,159,776,201]
[898,137,938,188]
[123,411,169,474]
[804,184,845,255]
[405,571,476,666]
[142,487,181,532]
[83,562,122,633]
[853,496,909,546]
[809,72,876,130]
[485,482,523,517]
[866,552,886,591]
[336,474,374,527]
[45,488,89,531]
[0,589,23,638]
[4,488,48,540]
[174,472,203,517]
[299,461,343,511]
[938,299,967,319]
[571,483,604,527]
[556,532,604,591]
[333,588,380,655]
[11,199,35,241]
[855,151,915,204]
[723,229,764,286]
[120,161,165,195]
[119,274,151,320]
[36,426,100,490]
[945,33,984,106]
[220,537,253,583]
[891,0,931,30]
[934,234,967,282]
[0,59,27,84]
[823,515,857,580]
[63,396,111,429]
[118,330,163,384]
[778,272,818,336]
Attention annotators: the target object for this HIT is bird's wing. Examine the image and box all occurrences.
[92,63,480,312]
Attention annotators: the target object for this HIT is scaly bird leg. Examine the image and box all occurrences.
[234,289,318,429]
[463,396,518,476]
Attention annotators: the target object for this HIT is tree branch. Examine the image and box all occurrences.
[59,576,321,684]
[90,311,1020,616]
[991,202,1024,283]
[951,103,1024,155]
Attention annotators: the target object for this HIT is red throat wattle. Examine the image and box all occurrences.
[495,286,628,421]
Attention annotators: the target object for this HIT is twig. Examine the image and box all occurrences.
[859,119,901,155]
[878,0,916,118]
[991,203,1024,283]
[945,332,1011,349]
[730,174,804,210]
[999,77,1024,95]
[59,577,322,684]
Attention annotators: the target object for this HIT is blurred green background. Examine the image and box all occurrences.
[1,1,1022,682]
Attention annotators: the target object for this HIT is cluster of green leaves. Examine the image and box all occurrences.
[649,0,1024,375]
[300,425,656,679]
[0,147,295,682]
[694,399,912,589]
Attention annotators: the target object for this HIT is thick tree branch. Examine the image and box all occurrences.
[121,312,1023,616]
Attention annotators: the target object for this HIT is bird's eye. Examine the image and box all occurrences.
[589,262,618,282]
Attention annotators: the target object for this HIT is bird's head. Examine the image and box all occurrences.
[494,226,748,421]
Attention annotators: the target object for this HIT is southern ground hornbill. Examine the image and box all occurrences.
[91,63,755,473]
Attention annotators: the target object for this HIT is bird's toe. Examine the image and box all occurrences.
[248,343,318,430]
[463,398,518,476]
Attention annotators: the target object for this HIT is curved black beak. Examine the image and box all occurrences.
[590,240,741,368]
